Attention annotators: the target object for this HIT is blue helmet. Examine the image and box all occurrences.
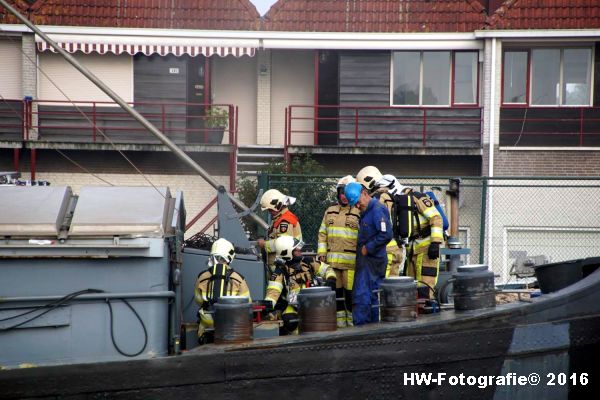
[344,182,362,207]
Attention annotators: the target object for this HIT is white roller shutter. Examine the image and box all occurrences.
[0,38,22,99]
[39,52,133,103]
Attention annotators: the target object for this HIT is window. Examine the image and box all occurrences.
[392,51,478,106]
[503,48,592,106]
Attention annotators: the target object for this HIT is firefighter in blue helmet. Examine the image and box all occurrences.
[344,182,392,325]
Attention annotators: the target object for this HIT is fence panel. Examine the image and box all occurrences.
[262,174,600,285]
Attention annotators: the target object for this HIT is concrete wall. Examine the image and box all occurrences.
[212,55,257,146]
[0,38,22,99]
[271,50,314,146]
[39,52,133,103]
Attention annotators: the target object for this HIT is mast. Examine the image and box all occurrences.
[0,0,268,230]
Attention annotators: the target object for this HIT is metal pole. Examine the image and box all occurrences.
[0,0,268,230]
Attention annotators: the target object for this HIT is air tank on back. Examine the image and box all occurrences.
[380,276,418,322]
[297,287,336,333]
[213,296,253,344]
[452,265,496,311]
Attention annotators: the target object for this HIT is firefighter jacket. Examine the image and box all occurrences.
[264,208,302,268]
[265,257,335,309]
[374,188,400,250]
[402,188,444,253]
[194,263,251,330]
[317,204,360,270]
[357,198,393,261]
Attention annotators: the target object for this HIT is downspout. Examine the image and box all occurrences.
[487,37,497,271]
[0,0,268,230]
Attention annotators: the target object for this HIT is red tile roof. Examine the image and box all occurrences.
[487,0,600,29]
[0,0,261,30]
[263,0,487,32]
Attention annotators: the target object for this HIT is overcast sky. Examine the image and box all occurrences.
[250,0,278,16]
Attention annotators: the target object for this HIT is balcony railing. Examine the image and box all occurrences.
[500,107,600,147]
[0,98,237,146]
[284,104,483,152]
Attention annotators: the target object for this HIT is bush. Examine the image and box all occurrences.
[236,154,337,249]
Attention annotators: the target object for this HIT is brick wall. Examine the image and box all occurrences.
[495,148,600,176]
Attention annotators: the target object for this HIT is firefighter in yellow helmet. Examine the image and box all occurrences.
[194,238,251,344]
[257,189,302,271]
[264,236,336,335]
[356,166,404,278]
[317,175,360,327]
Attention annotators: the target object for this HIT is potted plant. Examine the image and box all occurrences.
[204,106,229,144]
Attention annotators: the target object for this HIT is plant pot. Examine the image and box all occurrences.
[186,127,224,144]
[207,127,225,144]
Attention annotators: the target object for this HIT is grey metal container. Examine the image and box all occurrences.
[213,296,253,344]
[380,277,417,322]
[453,264,496,311]
[298,286,337,333]
[0,186,185,369]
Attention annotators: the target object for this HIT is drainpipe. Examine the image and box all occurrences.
[487,38,497,271]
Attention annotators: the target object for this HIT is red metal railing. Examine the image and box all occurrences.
[23,99,237,147]
[499,106,600,147]
[284,104,483,152]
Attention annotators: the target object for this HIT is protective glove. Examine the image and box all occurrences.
[325,277,337,291]
[428,242,440,260]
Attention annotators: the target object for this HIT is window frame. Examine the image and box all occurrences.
[501,46,594,108]
[390,50,479,108]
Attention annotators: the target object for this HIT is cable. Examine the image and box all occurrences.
[0,288,103,330]
[0,288,149,358]
[106,298,148,357]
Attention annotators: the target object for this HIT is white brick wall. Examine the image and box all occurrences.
[256,49,271,145]
[18,171,230,239]
[21,34,36,99]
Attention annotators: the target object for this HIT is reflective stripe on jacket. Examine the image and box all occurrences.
[317,204,360,270]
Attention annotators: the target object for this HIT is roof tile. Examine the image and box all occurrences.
[488,0,600,29]
[263,0,487,32]
[0,0,261,30]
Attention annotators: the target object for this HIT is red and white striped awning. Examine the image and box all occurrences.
[35,35,257,57]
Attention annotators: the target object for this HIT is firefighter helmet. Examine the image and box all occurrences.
[274,236,304,261]
[210,238,236,264]
[336,175,355,188]
[260,189,285,212]
[356,166,382,192]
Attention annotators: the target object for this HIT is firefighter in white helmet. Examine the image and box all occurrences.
[257,189,302,271]
[356,166,404,277]
[264,236,335,335]
[317,175,360,327]
[194,238,251,344]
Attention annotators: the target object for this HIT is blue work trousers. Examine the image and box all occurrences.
[353,254,386,325]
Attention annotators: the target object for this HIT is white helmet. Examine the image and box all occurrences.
[336,175,355,188]
[260,189,296,212]
[376,174,405,196]
[210,238,235,264]
[274,236,303,261]
[356,166,382,192]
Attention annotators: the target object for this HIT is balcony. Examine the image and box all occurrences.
[284,105,483,158]
[500,107,600,147]
[0,99,238,153]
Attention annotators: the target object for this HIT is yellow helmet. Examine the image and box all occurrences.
[210,238,235,264]
[274,236,303,261]
[260,189,285,212]
[356,166,382,192]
